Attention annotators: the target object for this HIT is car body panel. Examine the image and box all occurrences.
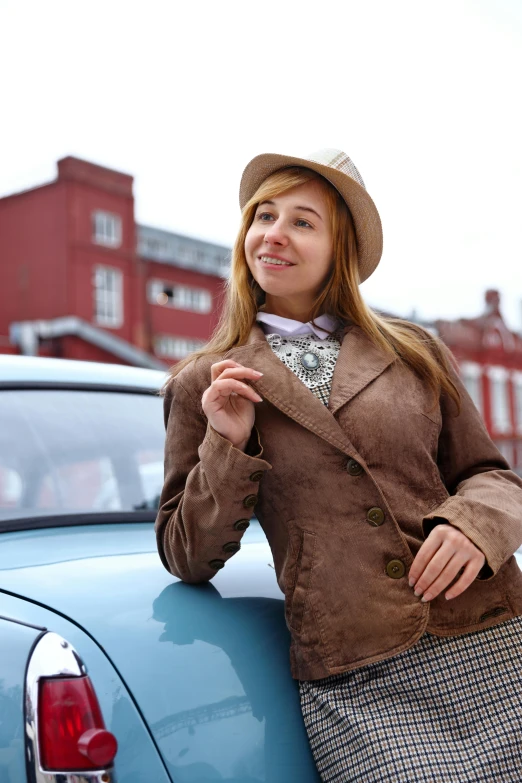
[0,617,42,783]
[0,523,320,782]
[0,593,172,783]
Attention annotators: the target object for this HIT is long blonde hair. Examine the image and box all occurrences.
[168,167,460,409]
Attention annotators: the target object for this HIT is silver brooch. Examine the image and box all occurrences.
[299,351,321,371]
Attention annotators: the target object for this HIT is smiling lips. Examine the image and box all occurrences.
[258,255,294,268]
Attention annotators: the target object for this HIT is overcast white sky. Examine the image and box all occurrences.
[1,0,521,330]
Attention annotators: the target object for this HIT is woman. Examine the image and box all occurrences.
[155,149,522,781]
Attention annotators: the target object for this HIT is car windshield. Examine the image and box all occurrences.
[0,389,165,523]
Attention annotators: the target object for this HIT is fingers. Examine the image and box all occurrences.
[213,366,264,386]
[410,541,454,596]
[205,363,264,408]
[211,360,240,383]
[444,561,484,600]
[210,360,263,384]
[416,552,467,602]
[408,531,446,587]
[213,379,263,404]
[409,524,486,602]
[203,378,262,408]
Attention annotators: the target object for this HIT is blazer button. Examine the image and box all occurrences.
[347,459,364,477]
[233,519,250,531]
[209,559,225,570]
[367,507,385,526]
[243,494,258,509]
[223,541,241,554]
[249,470,264,482]
[386,559,406,579]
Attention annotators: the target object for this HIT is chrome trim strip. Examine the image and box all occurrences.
[25,632,117,783]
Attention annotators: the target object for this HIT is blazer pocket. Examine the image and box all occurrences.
[288,530,317,634]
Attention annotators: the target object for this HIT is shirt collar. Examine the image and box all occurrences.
[256,312,339,339]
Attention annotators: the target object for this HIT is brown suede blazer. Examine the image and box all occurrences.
[155,324,522,681]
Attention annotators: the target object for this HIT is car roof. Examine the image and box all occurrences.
[0,354,168,392]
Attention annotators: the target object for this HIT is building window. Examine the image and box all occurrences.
[460,362,483,415]
[154,335,206,360]
[488,366,511,434]
[148,279,212,314]
[93,266,123,327]
[513,372,522,435]
[92,210,122,248]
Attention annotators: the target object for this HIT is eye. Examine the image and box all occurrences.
[296,218,312,228]
[257,212,274,222]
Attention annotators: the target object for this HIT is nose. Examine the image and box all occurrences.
[264,218,288,247]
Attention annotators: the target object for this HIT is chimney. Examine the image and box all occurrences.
[57,157,133,197]
[484,289,501,317]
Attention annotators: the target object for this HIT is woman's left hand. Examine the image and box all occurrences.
[409,524,486,602]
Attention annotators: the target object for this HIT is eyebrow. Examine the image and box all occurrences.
[258,200,324,221]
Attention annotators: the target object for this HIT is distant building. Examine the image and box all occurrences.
[0,156,229,368]
[435,290,522,475]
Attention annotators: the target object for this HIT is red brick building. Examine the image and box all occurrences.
[0,156,229,368]
[435,290,522,475]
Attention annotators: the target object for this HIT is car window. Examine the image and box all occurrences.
[0,389,165,522]
[37,455,122,511]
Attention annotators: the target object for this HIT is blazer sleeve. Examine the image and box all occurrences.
[422,344,522,578]
[155,373,272,583]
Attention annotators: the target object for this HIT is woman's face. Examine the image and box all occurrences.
[244,180,334,320]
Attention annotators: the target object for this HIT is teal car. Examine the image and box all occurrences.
[0,355,320,783]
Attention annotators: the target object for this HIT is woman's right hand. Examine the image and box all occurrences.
[201,360,263,451]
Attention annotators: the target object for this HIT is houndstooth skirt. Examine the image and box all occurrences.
[299,616,522,782]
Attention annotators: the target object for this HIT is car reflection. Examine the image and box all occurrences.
[151,582,320,782]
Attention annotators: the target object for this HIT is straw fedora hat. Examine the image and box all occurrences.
[239,148,383,284]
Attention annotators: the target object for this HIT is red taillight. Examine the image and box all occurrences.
[38,676,118,771]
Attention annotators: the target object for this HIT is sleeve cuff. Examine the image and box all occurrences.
[198,423,271,481]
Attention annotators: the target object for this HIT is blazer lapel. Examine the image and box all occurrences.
[224,326,354,454]
[328,325,395,416]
